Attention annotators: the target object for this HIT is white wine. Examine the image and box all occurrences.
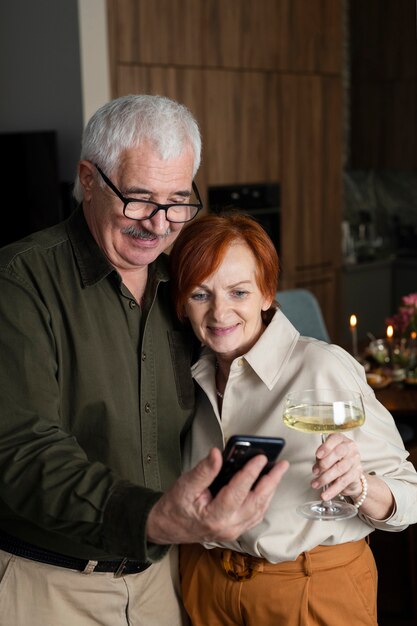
[282,390,365,521]
[282,403,365,434]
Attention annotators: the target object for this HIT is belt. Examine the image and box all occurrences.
[220,549,265,581]
[0,531,151,577]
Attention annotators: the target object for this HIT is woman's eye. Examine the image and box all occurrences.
[190,292,208,301]
[233,290,248,298]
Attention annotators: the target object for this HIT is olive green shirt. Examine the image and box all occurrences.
[0,207,196,562]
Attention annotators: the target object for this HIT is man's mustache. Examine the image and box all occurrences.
[121,224,172,239]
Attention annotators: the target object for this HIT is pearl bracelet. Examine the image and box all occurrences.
[354,474,368,509]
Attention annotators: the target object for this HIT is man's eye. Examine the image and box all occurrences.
[169,203,187,213]
[126,195,151,202]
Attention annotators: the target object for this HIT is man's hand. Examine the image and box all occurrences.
[146,448,289,544]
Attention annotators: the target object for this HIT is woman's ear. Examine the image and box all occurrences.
[261,296,274,312]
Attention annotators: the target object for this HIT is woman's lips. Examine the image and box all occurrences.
[207,324,239,336]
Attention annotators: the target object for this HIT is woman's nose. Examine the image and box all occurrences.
[210,296,228,320]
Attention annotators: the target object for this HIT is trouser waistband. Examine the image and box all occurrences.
[0,530,151,577]
[214,539,368,581]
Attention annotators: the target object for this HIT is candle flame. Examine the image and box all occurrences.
[349,314,357,328]
[411,331,417,340]
[386,325,394,339]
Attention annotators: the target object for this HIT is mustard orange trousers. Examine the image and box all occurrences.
[180,539,378,626]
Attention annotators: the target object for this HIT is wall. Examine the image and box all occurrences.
[342,0,417,345]
[0,0,110,184]
[0,1,83,182]
[349,0,417,169]
[106,0,345,340]
[78,0,111,125]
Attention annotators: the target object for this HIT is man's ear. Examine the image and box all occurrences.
[78,161,96,199]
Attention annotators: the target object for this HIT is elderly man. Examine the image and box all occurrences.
[0,94,287,626]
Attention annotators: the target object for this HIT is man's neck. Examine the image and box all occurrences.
[119,266,149,304]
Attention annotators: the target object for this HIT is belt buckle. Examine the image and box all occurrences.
[220,550,261,582]
[114,557,128,578]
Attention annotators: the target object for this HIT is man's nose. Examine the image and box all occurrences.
[147,208,171,235]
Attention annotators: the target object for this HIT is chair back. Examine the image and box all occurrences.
[276,289,330,342]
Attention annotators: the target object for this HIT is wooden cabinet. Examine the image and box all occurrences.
[106,0,345,337]
[349,0,417,169]
[280,74,343,340]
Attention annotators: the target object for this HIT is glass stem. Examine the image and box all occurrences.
[321,433,334,510]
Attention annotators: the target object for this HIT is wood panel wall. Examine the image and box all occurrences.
[349,0,417,169]
[107,0,344,340]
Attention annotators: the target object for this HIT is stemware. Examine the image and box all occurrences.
[282,388,366,521]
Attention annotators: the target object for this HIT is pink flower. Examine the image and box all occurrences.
[385,293,417,337]
[403,293,417,307]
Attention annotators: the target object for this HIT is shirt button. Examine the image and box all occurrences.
[129,300,136,309]
[146,454,152,464]
[142,352,146,361]
[144,402,151,413]
[238,358,244,366]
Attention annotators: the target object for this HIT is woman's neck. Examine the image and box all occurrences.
[215,356,233,398]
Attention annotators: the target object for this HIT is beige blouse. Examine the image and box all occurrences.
[183,309,417,563]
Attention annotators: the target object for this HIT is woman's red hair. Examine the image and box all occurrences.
[170,212,279,320]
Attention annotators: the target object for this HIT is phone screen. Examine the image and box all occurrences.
[209,435,285,497]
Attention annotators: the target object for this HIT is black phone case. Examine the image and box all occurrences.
[209,435,285,497]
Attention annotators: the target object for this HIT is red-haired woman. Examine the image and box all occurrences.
[170,212,417,626]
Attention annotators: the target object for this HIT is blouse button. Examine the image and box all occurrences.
[144,402,151,413]
[142,352,146,361]
[129,300,136,309]
[146,454,152,464]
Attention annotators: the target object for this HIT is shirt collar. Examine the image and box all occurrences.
[244,309,299,389]
[67,206,114,287]
[66,205,170,288]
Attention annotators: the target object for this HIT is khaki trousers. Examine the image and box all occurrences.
[0,545,189,626]
[180,540,378,626]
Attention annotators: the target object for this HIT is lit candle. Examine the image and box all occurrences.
[350,314,358,358]
[386,324,394,366]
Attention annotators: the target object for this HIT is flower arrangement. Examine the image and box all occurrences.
[386,293,417,337]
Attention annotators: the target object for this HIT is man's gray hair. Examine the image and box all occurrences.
[73,94,202,203]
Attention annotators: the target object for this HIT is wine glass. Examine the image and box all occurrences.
[282,388,366,521]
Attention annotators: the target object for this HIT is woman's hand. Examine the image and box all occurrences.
[311,433,395,520]
[311,433,364,501]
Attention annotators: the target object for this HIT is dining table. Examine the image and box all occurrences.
[374,383,417,419]
[372,381,417,450]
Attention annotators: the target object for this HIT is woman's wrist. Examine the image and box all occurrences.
[352,474,368,509]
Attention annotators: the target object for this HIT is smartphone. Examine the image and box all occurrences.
[209,435,286,497]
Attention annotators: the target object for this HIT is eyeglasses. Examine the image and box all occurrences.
[95,164,203,223]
